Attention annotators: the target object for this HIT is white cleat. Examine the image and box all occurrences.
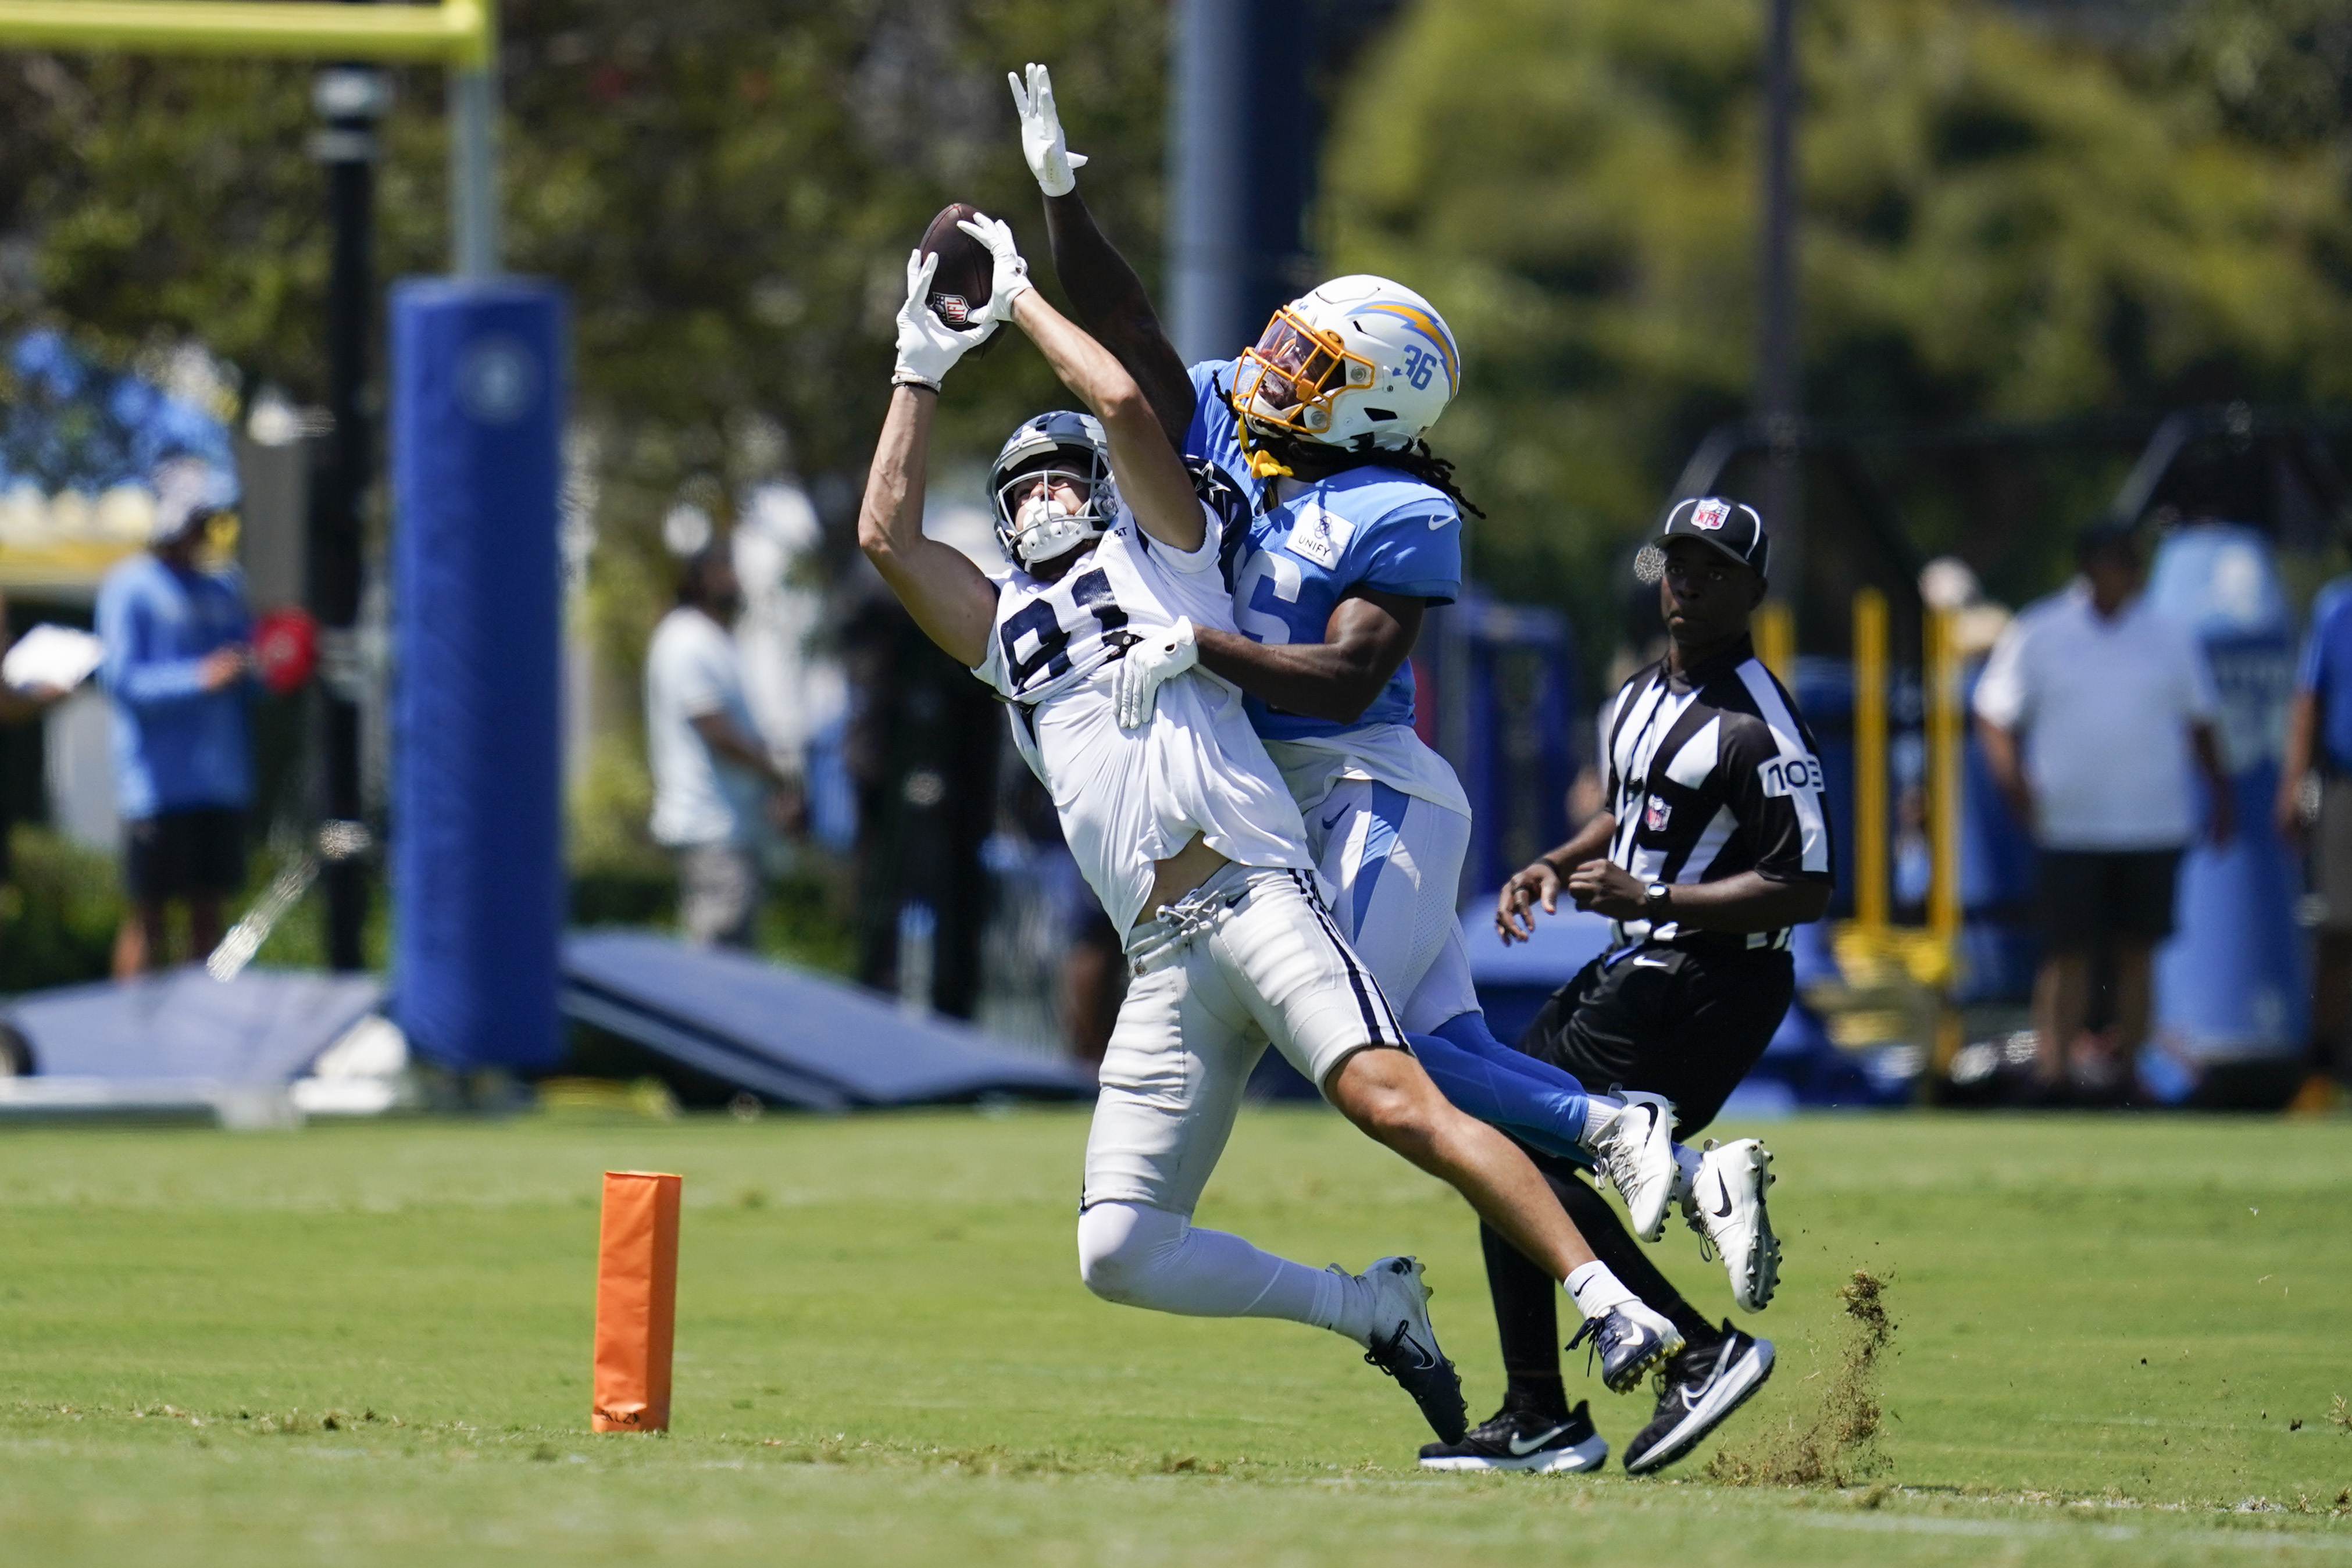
[1568,1297,1684,1393]
[1596,1090,1678,1241]
[1686,1138,1780,1312]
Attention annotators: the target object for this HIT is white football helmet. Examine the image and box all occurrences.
[1229,275,1461,458]
[988,409,1119,568]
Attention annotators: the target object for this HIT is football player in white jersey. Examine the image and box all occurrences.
[858,213,1687,1442]
[1006,63,1712,1248]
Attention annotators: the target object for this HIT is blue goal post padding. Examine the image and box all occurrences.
[5,969,382,1082]
[389,278,568,1071]
[560,931,1096,1108]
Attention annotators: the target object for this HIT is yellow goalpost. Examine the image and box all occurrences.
[0,0,503,274]
[0,0,488,62]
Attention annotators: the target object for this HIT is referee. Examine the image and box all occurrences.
[1418,497,1835,1476]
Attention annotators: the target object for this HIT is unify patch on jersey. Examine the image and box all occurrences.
[1756,754,1824,798]
[1282,502,1356,570]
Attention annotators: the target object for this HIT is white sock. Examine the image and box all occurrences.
[1318,1269,1378,1346]
[1076,1202,1348,1335]
[1581,1095,1624,1148]
[1565,1259,1636,1320]
[1671,1142,1703,1207]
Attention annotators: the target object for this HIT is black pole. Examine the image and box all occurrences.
[309,64,386,972]
[1758,0,1801,604]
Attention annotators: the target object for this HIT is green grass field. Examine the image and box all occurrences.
[1,1106,2348,1566]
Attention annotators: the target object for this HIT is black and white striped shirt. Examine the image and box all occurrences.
[1600,634,1835,952]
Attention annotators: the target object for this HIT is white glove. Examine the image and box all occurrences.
[1008,62,1088,198]
[954,211,1036,328]
[1115,617,1198,730]
[893,248,994,390]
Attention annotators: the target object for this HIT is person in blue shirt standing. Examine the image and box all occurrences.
[97,466,254,977]
[2279,573,2352,1102]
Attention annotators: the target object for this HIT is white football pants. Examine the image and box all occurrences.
[1302,777,1482,1035]
[1082,862,1408,1217]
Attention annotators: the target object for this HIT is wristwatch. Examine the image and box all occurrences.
[1643,881,1672,920]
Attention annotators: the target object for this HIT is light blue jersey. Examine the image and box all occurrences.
[1183,358,1260,509]
[1182,359,1462,741]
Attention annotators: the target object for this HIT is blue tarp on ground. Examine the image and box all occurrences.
[6,968,381,1082]
[559,931,1096,1109]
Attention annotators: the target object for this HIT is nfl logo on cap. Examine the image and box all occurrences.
[1647,494,1769,581]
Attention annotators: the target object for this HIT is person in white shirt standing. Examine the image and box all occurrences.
[1973,522,2234,1098]
[645,546,802,947]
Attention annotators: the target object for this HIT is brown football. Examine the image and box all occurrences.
[918,201,993,333]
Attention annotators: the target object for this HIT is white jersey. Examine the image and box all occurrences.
[972,469,1313,934]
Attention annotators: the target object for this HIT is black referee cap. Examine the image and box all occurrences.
[1657,495,1769,578]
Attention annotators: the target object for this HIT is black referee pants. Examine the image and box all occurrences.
[1482,944,1794,1397]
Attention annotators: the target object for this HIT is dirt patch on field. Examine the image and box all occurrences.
[1707,1268,1896,1487]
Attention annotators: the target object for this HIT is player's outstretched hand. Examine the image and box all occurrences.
[1009,62,1088,197]
[1114,617,1197,730]
[893,249,994,390]
[1495,858,1562,945]
[954,212,1036,328]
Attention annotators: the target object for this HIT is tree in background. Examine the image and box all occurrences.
[1323,0,2352,660]
[2160,0,2351,153]
[0,0,1168,878]
[2,0,2349,783]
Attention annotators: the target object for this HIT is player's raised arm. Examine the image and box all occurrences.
[958,213,1204,556]
[1009,62,1197,453]
[856,251,999,670]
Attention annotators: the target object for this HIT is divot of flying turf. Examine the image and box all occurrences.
[1709,1266,1896,1487]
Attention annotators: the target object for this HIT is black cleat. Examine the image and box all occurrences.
[1419,1401,1608,1473]
[1350,1256,1468,1443]
[1622,1322,1775,1474]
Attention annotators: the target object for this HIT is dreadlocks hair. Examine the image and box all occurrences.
[1254,428,1488,519]
[1377,439,1486,520]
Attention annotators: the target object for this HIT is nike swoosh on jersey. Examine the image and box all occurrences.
[1428,514,1450,530]
[1631,955,1672,969]
[1321,810,1346,831]
[1507,1424,1569,1456]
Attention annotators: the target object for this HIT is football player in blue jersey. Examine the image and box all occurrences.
[1006,63,1675,1185]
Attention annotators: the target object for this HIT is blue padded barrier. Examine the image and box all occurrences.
[5,969,380,1083]
[561,931,1095,1107]
[389,280,568,1070]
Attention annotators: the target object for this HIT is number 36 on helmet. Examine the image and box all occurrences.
[1229,274,1461,454]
